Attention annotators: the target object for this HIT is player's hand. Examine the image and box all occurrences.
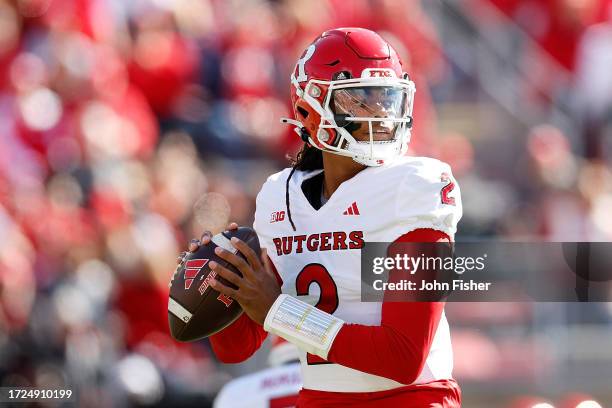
[177,222,240,264]
[208,241,281,326]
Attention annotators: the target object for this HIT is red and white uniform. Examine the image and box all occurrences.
[210,156,462,407]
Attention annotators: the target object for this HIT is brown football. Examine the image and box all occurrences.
[168,227,260,342]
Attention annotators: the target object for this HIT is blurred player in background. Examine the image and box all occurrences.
[187,28,462,407]
[214,337,301,408]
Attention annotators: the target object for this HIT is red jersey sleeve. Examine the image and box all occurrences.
[209,313,267,363]
[326,228,450,385]
[208,253,283,363]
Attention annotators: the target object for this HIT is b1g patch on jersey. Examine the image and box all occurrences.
[272,231,364,256]
[270,210,286,223]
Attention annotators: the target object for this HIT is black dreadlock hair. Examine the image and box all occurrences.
[285,142,323,231]
[290,142,323,171]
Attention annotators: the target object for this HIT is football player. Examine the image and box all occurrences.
[188,28,462,407]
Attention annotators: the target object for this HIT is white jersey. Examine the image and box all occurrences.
[253,156,462,393]
[214,363,301,408]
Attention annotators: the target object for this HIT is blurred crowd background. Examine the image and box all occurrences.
[0,0,611,406]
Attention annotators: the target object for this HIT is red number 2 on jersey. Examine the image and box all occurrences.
[295,263,338,365]
[440,172,456,206]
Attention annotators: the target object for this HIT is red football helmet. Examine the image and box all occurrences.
[282,28,415,166]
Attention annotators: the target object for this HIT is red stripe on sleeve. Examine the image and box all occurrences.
[326,228,451,385]
[209,312,267,363]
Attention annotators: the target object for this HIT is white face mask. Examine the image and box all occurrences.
[330,85,413,166]
[291,71,415,167]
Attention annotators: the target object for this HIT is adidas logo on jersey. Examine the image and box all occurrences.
[343,202,360,216]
